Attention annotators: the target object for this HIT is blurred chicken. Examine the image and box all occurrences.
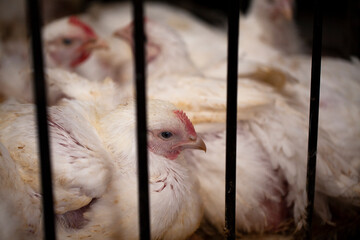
[0,16,107,103]
[74,36,132,84]
[201,0,360,172]
[84,1,228,69]
[239,0,305,63]
[186,79,360,235]
[111,11,360,236]
[43,16,108,69]
[270,55,360,171]
[113,19,200,81]
[0,98,205,240]
[113,20,288,124]
[45,68,128,106]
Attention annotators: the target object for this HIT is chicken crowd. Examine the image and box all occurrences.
[0,0,359,239]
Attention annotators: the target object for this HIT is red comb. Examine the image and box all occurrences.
[68,16,97,38]
[174,110,196,137]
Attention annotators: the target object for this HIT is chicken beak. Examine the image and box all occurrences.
[177,136,207,152]
[83,38,109,52]
[279,0,293,20]
[113,25,133,44]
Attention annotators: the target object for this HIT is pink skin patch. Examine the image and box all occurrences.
[165,150,180,160]
[146,42,161,63]
[173,110,196,137]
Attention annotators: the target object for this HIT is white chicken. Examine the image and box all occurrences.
[83,1,228,69]
[0,16,107,103]
[43,68,127,106]
[112,18,300,125]
[238,0,305,63]
[269,55,360,171]
[109,11,360,236]
[43,16,108,69]
[242,0,360,169]
[0,97,206,240]
[201,0,360,174]
[187,84,360,234]
[113,19,200,82]
[84,0,304,81]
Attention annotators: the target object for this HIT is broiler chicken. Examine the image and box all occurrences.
[43,16,108,69]
[0,97,206,240]
[112,19,297,124]
[0,16,107,103]
[238,0,305,63]
[186,83,360,234]
[242,0,360,172]
[270,55,360,171]
[83,1,228,69]
[110,12,360,236]
[110,18,201,86]
[201,0,360,178]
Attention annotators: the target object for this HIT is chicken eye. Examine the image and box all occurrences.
[62,38,73,45]
[160,131,173,139]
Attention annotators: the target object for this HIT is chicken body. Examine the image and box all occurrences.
[1,1,358,237]
[272,55,360,170]
[0,98,205,240]
[181,76,360,233]
[112,11,360,234]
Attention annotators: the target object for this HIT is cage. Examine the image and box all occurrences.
[0,0,359,239]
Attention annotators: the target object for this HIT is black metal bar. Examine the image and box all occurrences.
[132,0,151,239]
[225,0,240,239]
[25,0,56,239]
[305,0,323,239]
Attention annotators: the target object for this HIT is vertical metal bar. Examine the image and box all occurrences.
[225,0,240,239]
[25,0,56,239]
[305,0,323,239]
[132,0,151,239]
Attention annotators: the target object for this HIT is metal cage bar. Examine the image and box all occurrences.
[305,0,323,238]
[132,0,151,239]
[26,0,56,239]
[225,0,240,239]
